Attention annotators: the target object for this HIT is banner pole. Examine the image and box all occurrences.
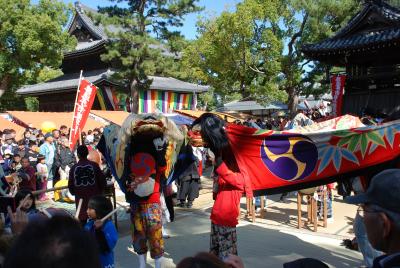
[69,70,83,149]
[79,128,82,146]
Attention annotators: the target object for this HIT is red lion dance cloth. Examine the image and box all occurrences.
[191,115,400,196]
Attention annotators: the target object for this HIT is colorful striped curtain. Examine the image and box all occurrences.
[138,90,197,114]
[96,86,119,110]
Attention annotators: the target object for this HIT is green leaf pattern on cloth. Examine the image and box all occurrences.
[334,127,389,158]
[316,122,400,175]
[317,143,359,175]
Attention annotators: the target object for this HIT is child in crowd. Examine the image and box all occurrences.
[11,154,22,173]
[36,155,48,201]
[37,133,45,146]
[2,150,13,176]
[23,130,32,148]
[1,135,17,156]
[15,189,39,217]
[26,141,39,167]
[14,140,27,158]
[4,190,39,233]
[84,196,118,268]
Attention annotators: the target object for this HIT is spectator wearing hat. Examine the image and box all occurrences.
[1,133,17,157]
[347,169,400,268]
[39,133,56,190]
[85,130,94,147]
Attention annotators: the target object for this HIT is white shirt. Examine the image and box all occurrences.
[36,163,48,179]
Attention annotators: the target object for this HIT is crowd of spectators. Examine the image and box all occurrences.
[0,125,104,196]
[231,108,330,131]
[0,110,399,268]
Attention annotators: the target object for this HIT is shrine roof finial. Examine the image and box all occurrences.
[74,1,83,13]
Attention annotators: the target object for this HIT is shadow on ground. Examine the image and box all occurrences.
[114,210,362,268]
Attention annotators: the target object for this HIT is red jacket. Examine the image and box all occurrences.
[210,162,252,227]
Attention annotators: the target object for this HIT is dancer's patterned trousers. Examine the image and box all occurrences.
[130,203,164,259]
[210,223,238,260]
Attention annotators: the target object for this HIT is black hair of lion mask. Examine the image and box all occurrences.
[192,113,230,153]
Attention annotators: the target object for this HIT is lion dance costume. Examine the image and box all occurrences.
[98,114,183,268]
[191,113,253,260]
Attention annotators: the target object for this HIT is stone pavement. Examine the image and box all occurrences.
[42,171,364,267]
[114,204,363,268]
[246,192,358,239]
[111,176,363,267]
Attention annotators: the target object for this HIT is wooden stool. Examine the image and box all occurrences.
[297,187,328,232]
[297,188,318,232]
[245,196,268,222]
[260,197,267,218]
[246,197,256,223]
[318,188,328,228]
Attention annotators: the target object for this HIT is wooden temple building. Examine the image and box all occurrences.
[17,2,208,113]
[302,0,400,115]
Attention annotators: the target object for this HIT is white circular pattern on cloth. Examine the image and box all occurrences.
[133,177,155,197]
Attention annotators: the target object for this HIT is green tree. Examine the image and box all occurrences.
[22,67,63,112]
[183,0,287,104]
[25,97,39,112]
[0,0,76,97]
[95,0,202,113]
[184,0,360,116]
[279,0,359,116]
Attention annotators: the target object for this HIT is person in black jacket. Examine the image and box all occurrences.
[26,141,39,167]
[55,137,76,181]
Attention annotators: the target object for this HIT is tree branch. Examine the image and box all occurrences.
[248,65,265,74]
[288,12,309,57]
[0,75,11,97]
[300,60,311,69]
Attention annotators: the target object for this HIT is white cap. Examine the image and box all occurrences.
[4,149,13,155]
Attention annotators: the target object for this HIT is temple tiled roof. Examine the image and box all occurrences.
[17,70,208,95]
[148,76,209,93]
[17,69,117,95]
[64,39,106,57]
[220,100,288,111]
[74,3,107,39]
[302,0,400,59]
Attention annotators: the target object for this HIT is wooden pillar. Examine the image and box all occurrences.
[297,193,302,229]
[313,197,318,232]
[323,189,328,228]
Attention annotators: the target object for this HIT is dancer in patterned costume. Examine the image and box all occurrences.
[98,114,183,268]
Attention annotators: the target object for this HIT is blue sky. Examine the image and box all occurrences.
[61,0,239,39]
